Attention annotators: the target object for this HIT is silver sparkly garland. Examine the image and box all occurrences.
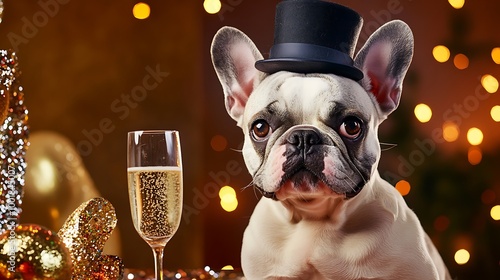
[0,50,29,234]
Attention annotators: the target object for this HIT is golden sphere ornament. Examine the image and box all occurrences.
[0,224,72,279]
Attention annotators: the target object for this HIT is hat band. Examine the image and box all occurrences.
[269,43,354,66]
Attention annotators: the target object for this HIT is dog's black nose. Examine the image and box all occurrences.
[286,129,322,154]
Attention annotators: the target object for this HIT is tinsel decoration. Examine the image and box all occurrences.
[58,197,124,279]
[0,50,29,234]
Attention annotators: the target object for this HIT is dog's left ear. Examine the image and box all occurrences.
[354,20,414,120]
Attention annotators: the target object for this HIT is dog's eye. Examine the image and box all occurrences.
[339,117,362,139]
[251,119,272,141]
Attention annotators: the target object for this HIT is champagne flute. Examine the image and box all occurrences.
[127,130,183,280]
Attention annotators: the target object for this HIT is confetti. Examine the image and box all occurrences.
[123,266,245,280]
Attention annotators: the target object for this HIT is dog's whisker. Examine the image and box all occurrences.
[252,187,260,200]
[380,142,397,151]
[247,183,260,200]
[240,180,255,191]
[347,161,367,187]
[342,172,359,192]
[230,148,243,153]
[240,179,268,200]
[346,176,357,190]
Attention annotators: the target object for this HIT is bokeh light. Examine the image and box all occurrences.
[490,105,500,122]
[34,158,57,194]
[491,47,500,64]
[211,135,228,152]
[221,265,234,270]
[50,207,60,221]
[133,2,150,20]
[454,249,470,265]
[219,185,236,200]
[453,53,469,70]
[434,215,450,232]
[220,195,238,212]
[414,103,432,123]
[204,0,222,14]
[219,186,238,212]
[395,180,411,196]
[467,127,483,146]
[481,74,499,93]
[442,122,459,142]
[481,189,496,205]
[448,0,465,9]
[433,45,450,63]
[491,205,500,221]
[467,146,482,165]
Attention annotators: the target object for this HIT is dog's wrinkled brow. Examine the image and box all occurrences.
[252,100,288,121]
[322,101,346,119]
[323,100,370,124]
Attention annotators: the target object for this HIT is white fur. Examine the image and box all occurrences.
[242,173,449,279]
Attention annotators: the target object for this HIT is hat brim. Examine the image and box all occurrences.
[255,58,364,81]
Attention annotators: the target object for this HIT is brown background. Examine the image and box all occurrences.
[1,0,499,276]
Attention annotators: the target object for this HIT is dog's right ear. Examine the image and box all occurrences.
[211,26,264,126]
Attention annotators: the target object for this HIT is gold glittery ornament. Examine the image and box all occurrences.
[92,255,124,280]
[0,224,72,279]
[58,197,123,280]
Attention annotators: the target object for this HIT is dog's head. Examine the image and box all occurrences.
[211,21,413,215]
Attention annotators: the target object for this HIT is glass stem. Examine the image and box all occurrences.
[152,246,165,280]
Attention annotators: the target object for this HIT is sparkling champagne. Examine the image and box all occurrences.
[128,166,182,245]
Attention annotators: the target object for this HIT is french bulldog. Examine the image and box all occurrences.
[211,20,451,280]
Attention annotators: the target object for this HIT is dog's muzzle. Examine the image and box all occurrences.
[257,128,326,201]
[256,127,368,200]
[281,128,325,183]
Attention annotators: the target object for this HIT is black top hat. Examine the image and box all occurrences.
[255,0,364,81]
